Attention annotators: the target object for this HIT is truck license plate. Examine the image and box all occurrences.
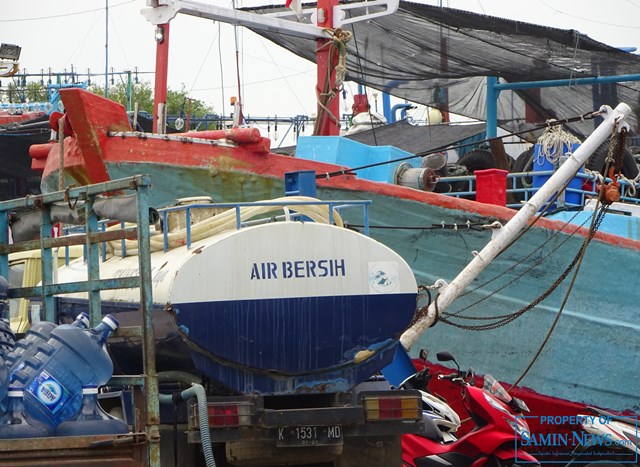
[277,425,343,447]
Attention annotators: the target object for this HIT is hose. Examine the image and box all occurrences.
[159,383,215,467]
[107,196,344,256]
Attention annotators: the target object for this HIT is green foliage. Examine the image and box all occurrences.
[166,84,214,118]
[88,80,154,113]
[1,81,47,104]
[24,81,48,103]
[89,80,214,119]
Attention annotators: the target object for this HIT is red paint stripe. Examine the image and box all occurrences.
[42,131,640,253]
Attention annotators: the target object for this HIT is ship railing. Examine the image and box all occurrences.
[438,170,640,210]
[62,199,372,256]
[156,199,372,252]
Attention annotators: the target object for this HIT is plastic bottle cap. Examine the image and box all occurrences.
[82,387,99,395]
[103,314,119,330]
[7,390,23,397]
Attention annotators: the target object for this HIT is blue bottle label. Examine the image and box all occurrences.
[27,370,70,414]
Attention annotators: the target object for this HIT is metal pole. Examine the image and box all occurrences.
[0,211,8,280]
[153,23,170,133]
[127,70,132,112]
[40,208,55,322]
[105,0,109,98]
[136,180,161,467]
[85,196,101,326]
[486,76,498,139]
[485,73,640,138]
[315,0,340,136]
[494,73,640,92]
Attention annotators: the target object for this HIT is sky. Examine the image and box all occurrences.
[2,0,639,143]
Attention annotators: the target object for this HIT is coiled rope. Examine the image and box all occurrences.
[313,28,352,134]
[534,121,581,165]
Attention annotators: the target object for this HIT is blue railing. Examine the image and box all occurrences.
[438,170,640,210]
[157,199,372,252]
[64,199,372,257]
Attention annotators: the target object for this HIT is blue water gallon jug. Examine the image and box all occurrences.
[56,386,128,436]
[7,312,89,379]
[16,315,119,429]
[0,387,52,438]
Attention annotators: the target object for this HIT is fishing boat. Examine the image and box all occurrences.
[25,0,640,419]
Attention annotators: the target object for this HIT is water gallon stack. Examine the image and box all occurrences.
[0,313,128,438]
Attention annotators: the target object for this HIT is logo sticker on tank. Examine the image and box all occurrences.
[368,261,399,293]
[27,370,70,414]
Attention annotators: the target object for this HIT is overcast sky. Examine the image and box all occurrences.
[3,0,639,129]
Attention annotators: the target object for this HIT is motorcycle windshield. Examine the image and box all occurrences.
[483,374,512,404]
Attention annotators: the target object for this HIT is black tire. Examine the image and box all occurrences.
[457,148,495,174]
[455,149,495,200]
[512,147,535,173]
[511,147,535,202]
[443,163,470,194]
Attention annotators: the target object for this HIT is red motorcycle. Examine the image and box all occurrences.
[402,351,539,467]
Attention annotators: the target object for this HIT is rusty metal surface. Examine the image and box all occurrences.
[0,433,147,466]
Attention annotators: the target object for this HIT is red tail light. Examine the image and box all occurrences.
[362,393,421,421]
[191,400,253,428]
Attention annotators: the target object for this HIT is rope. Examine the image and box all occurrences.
[332,29,352,94]
[507,129,626,390]
[449,209,588,315]
[313,29,352,135]
[509,196,606,390]
[534,121,581,165]
[344,221,501,232]
[439,208,604,332]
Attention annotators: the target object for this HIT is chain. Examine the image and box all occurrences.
[438,208,605,331]
[452,209,588,310]
[606,126,628,173]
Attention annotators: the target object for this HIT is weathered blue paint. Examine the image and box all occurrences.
[173,293,416,394]
[547,210,640,241]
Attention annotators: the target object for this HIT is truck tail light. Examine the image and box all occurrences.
[192,400,253,428]
[362,394,421,421]
[209,403,250,427]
